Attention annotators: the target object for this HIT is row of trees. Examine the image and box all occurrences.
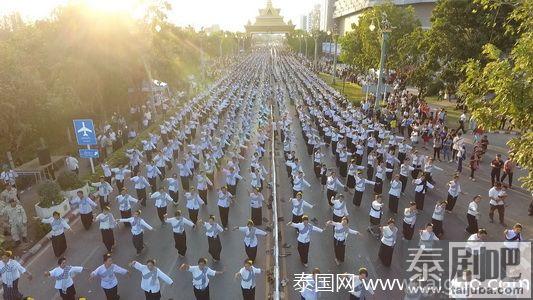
[0,1,245,163]
[334,0,531,190]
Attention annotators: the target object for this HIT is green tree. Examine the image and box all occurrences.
[459,0,532,190]
[338,2,420,73]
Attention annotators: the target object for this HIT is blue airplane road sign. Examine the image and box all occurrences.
[73,119,97,145]
[79,149,99,158]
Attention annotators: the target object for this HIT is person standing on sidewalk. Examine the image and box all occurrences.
[1,199,28,246]
[500,156,515,188]
[490,154,504,187]
[65,154,79,175]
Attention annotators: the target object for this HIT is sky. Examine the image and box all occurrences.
[0,0,321,31]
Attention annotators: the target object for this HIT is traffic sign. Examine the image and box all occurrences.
[73,119,97,145]
[79,149,99,159]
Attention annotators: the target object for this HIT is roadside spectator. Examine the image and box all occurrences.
[500,156,515,188]
[65,154,79,175]
[1,199,28,246]
[490,154,504,186]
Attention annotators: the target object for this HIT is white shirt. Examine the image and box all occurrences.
[388,180,402,197]
[369,201,383,218]
[432,205,445,221]
[185,193,204,210]
[150,191,173,208]
[238,266,261,289]
[188,265,216,290]
[0,260,26,286]
[331,222,359,242]
[118,217,153,235]
[65,157,79,171]
[349,275,375,297]
[132,262,173,293]
[403,208,417,226]
[204,222,223,238]
[448,181,461,197]
[217,191,232,208]
[42,217,70,236]
[326,176,344,191]
[291,198,313,216]
[488,187,504,205]
[291,223,323,243]
[413,178,434,194]
[49,266,83,290]
[239,226,267,247]
[70,196,97,214]
[116,194,138,211]
[332,200,348,217]
[467,201,479,218]
[381,226,398,246]
[504,230,522,249]
[166,217,195,233]
[90,264,128,289]
[95,212,116,229]
[466,234,484,253]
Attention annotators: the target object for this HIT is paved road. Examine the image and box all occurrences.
[14,50,532,300]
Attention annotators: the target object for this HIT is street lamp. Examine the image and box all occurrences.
[313,30,318,69]
[304,35,308,58]
[331,24,339,85]
[298,34,303,55]
[369,12,393,112]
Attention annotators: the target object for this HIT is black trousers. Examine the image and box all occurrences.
[136,188,147,207]
[120,209,132,227]
[378,242,394,267]
[415,191,425,210]
[174,232,187,255]
[169,190,179,204]
[490,169,501,186]
[466,214,478,234]
[242,287,256,300]
[189,209,199,224]
[2,278,22,300]
[353,190,363,206]
[501,171,513,186]
[489,204,505,223]
[51,233,67,257]
[251,207,262,226]
[326,189,336,206]
[101,229,114,252]
[403,221,414,240]
[156,206,167,222]
[400,175,408,193]
[58,284,76,300]
[446,193,458,212]
[132,232,144,254]
[333,238,346,262]
[219,206,229,228]
[144,290,161,300]
[148,177,157,193]
[245,245,258,261]
[81,213,93,230]
[193,286,210,300]
[297,241,310,264]
[208,236,222,260]
[103,285,119,300]
[388,194,399,213]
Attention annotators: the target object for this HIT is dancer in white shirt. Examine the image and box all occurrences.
[233,220,268,261]
[164,210,196,257]
[235,259,262,300]
[45,257,83,300]
[180,257,224,300]
[0,250,32,300]
[94,206,117,253]
[90,254,128,300]
[130,259,173,300]
[288,215,324,267]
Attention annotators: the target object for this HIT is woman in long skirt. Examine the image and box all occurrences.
[203,215,224,262]
[346,160,358,190]
[326,217,360,265]
[403,202,417,240]
[250,189,264,226]
[41,212,70,257]
[165,210,195,257]
[1,250,32,300]
[117,210,154,255]
[95,206,117,253]
[431,201,447,238]
[378,219,398,267]
[388,175,402,214]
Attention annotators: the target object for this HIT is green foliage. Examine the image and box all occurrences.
[56,171,84,191]
[459,0,532,190]
[37,180,63,208]
[422,0,519,93]
[339,2,420,73]
[0,1,236,163]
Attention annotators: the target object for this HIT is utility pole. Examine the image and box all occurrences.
[370,12,392,111]
[332,24,338,85]
[313,31,318,69]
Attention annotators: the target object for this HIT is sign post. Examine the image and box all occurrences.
[73,119,97,173]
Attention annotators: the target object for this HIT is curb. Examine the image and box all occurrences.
[19,210,77,265]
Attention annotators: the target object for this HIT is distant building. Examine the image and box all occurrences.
[307,4,321,33]
[320,0,336,32]
[333,0,437,34]
[300,15,308,31]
